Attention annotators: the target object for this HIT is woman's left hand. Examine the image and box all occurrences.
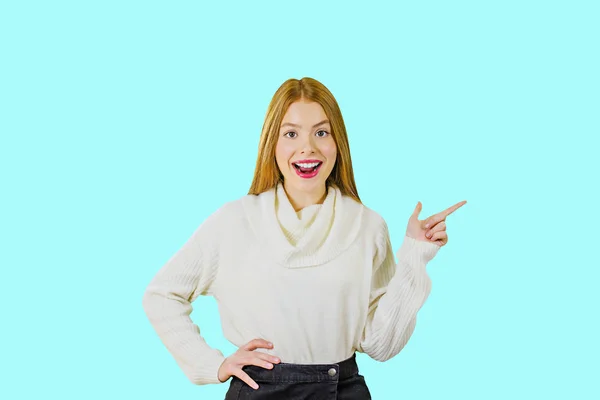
[405,200,467,247]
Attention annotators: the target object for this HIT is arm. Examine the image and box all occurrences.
[142,209,226,385]
[358,219,440,361]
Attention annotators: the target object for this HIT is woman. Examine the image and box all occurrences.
[142,77,466,399]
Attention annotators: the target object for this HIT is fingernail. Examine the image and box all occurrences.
[425,223,430,228]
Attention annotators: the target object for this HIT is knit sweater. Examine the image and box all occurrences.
[142,182,440,385]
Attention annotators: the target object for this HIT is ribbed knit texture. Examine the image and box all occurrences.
[357,219,440,360]
[142,182,440,385]
[142,207,228,385]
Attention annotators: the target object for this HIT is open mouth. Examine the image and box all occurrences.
[293,161,322,172]
[292,161,323,178]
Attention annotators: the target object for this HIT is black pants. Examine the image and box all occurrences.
[224,353,371,400]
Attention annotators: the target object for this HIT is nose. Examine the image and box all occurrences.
[299,134,316,154]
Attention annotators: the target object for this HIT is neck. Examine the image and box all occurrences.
[282,181,327,212]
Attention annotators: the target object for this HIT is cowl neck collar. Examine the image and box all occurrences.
[275,182,331,247]
[242,181,364,268]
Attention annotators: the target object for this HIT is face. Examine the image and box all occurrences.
[275,100,337,198]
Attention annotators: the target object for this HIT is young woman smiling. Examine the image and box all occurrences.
[143,77,467,399]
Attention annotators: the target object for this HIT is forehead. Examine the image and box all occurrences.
[281,100,328,125]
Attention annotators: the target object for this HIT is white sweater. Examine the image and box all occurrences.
[142,182,440,385]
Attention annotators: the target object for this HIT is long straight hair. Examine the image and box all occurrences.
[248,77,361,203]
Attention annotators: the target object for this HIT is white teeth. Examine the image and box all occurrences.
[294,162,321,168]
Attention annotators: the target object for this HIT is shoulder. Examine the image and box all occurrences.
[239,188,274,209]
[358,203,390,239]
[356,205,392,264]
[195,193,252,237]
[356,203,394,267]
[205,193,255,226]
[205,189,275,231]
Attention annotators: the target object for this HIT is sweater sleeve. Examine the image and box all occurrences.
[357,219,440,361]
[142,208,227,385]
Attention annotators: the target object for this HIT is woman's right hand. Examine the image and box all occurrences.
[217,338,281,389]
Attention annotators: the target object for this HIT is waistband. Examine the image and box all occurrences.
[241,353,359,384]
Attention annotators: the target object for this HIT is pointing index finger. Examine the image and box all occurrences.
[442,201,467,217]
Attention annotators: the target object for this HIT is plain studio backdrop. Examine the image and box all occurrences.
[1,1,598,399]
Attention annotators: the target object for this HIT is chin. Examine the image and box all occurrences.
[291,173,331,192]
[295,179,327,190]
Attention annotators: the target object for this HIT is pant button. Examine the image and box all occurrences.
[328,368,337,376]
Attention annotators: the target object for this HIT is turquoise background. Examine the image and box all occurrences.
[1,0,598,399]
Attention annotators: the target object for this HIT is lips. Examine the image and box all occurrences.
[292,160,323,179]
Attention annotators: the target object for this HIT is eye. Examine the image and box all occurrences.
[316,130,329,137]
[284,131,298,138]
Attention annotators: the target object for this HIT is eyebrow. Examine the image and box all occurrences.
[280,119,330,129]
